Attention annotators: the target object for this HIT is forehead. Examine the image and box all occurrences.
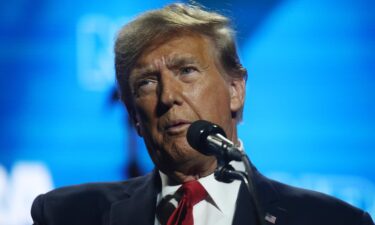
[134,33,217,68]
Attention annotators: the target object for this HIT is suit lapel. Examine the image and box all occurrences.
[232,181,257,225]
[107,168,289,225]
[232,170,289,225]
[109,170,161,225]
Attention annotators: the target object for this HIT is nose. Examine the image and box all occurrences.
[158,70,183,109]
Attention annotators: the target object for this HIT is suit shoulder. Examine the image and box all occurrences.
[38,173,152,205]
[31,173,154,225]
[273,179,357,208]
[269,178,373,224]
[41,181,126,202]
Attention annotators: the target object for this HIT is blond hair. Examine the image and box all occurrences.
[115,3,247,120]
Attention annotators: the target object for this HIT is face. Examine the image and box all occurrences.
[128,33,244,178]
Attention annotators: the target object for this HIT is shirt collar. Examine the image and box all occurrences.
[158,170,241,214]
[158,139,245,213]
[199,172,241,214]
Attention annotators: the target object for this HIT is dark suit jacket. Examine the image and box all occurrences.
[31,169,374,225]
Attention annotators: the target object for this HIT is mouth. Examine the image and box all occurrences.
[164,120,191,135]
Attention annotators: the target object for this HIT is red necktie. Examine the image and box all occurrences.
[166,180,207,225]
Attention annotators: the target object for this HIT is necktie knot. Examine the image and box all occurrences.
[158,180,207,225]
[180,180,207,206]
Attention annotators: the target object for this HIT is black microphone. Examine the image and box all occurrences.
[187,120,243,161]
[187,120,267,225]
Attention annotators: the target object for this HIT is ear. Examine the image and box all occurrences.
[135,121,143,137]
[131,113,143,137]
[229,78,245,113]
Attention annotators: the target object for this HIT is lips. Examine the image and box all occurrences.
[164,120,191,135]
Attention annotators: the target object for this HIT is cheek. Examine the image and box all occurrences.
[206,78,231,108]
[133,97,160,137]
[186,78,232,121]
[134,97,156,121]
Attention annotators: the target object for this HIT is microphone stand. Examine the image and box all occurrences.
[214,147,267,225]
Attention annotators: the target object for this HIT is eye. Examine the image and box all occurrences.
[136,79,153,87]
[180,66,197,75]
[132,78,157,96]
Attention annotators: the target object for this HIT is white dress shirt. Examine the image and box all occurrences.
[154,158,245,225]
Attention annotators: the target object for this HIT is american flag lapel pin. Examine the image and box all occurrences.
[265,213,277,224]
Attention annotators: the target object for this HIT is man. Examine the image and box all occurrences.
[31,3,374,225]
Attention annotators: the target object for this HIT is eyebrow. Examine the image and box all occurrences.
[165,55,200,69]
[131,55,201,77]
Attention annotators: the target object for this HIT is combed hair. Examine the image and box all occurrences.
[115,3,247,120]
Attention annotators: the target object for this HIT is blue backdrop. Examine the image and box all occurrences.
[0,0,374,224]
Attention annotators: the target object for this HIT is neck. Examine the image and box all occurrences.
[164,158,217,184]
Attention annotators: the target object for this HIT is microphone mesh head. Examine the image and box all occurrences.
[187,120,226,154]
